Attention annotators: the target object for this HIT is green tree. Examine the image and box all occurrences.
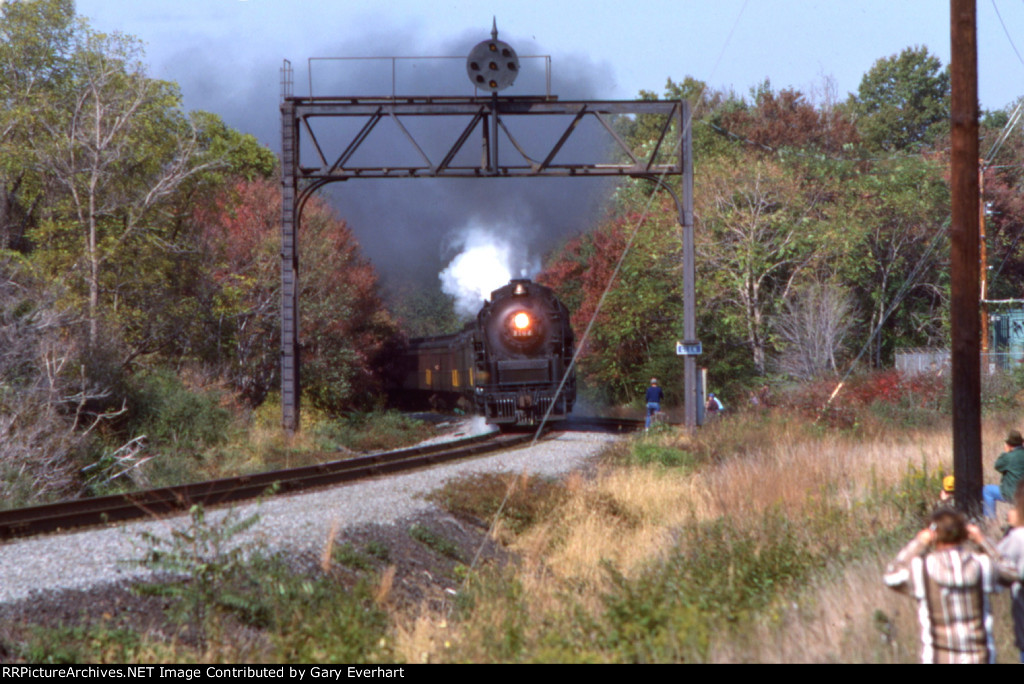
[979,99,1024,303]
[839,158,950,365]
[849,46,950,152]
[540,198,685,405]
[189,110,277,185]
[103,112,279,366]
[33,28,208,345]
[697,157,823,376]
[619,77,733,164]
[387,283,461,338]
[0,0,76,252]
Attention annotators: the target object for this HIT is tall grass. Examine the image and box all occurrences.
[407,409,1022,663]
[14,401,1023,663]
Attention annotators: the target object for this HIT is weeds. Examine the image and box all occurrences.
[237,554,393,663]
[67,531,393,663]
[624,442,697,469]
[409,524,462,561]
[596,509,819,662]
[128,504,260,649]
[449,567,536,662]
[270,577,392,663]
[16,625,145,664]
[406,407,981,664]
[316,411,435,453]
[334,542,376,571]
[877,462,943,525]
[17,395,1023,663]
[427,472,567,539]
[365,540,390,562]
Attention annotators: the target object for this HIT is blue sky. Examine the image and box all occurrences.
[76,0,1024,116]
[68,0,1024,286]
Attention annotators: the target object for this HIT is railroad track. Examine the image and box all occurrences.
[0,417,642,542]
[562,416,646,432]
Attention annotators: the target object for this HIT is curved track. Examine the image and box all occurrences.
[0,417,642,542]
[0,431,520,540]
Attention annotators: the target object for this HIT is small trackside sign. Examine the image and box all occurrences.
[676,340,702,356]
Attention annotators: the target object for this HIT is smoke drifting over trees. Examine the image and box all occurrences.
[153,25,619,290]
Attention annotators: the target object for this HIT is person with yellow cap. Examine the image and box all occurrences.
[940,475,955,507]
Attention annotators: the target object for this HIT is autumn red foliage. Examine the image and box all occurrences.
[538,201,683,403]
[192,178,398,410]
[716,88,859,155]
[778,369,946,428]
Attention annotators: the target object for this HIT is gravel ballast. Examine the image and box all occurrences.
[0,428,618,606]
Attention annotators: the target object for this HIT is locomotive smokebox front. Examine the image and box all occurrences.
[472,279,575,426]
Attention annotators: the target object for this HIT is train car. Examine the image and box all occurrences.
[397,279,576,427]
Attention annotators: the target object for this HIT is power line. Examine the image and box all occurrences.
[992,0,1024,69]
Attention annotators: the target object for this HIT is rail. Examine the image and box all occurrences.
[0,417,642,542]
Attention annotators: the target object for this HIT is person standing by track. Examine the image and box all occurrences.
[645,378,663,430]
[704,392,723,419]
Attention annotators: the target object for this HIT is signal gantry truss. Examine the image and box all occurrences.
[281,87,695,432]
[286,97,685,181]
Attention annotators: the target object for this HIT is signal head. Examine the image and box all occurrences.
[467,21,519,93]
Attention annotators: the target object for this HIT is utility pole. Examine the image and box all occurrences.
[950,0,982,517]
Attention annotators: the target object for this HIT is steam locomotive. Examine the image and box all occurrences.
[397,279,576,428]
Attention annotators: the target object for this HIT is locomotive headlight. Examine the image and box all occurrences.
[513,312,531,331]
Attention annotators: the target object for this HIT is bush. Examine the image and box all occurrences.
[0,260,114,505]
[129,504,261,649]
[776,369,946,429]
[315,411,434,453]
[598,509,819,662]
[124,370,231,452]
[17,625,143,664]
[627,442,698,469]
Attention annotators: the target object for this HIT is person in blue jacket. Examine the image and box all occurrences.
[645,378,664,429]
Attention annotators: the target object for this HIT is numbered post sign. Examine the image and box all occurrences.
[676,340,702,356]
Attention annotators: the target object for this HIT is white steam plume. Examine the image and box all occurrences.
[440,221,540,318]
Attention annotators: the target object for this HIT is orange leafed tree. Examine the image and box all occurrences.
[193,178,399,410]
[539,199,684,403]
[715,86,859,154]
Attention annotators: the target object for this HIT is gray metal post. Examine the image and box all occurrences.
[280,100,300,434]
[682,104,697,429]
